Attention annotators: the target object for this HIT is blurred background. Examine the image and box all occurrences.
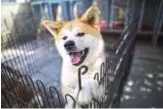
[1,0,163,108]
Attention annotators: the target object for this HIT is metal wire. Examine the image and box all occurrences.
[1,18,138,108]
[1,0,140,108]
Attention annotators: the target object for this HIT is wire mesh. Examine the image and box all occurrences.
[1,0,140,108]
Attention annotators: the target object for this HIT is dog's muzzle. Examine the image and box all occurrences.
[64,40,89,66]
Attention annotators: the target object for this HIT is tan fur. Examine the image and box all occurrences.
[43,4,105,108]
[59,20,101,37]
[43,6,100,36]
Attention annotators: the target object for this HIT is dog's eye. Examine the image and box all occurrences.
[63,36,67,40]
[77,32,85,37]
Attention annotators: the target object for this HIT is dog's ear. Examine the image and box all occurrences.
[80,6,100,29]
[42,5,63,37]
[42,21,63,36]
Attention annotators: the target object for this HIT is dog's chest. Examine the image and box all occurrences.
[61,66,99,88]
[61,56,104,88]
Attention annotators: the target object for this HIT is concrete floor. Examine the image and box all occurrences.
[2,38,62,89]
[119,41,163,108]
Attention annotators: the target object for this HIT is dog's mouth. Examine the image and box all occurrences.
[69,48,89,66]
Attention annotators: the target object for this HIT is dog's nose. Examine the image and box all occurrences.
[64,40,75,51]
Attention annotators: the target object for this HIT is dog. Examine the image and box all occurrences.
[43,3,105,108]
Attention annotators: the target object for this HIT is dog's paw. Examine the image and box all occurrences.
[65,102,73,108]
[95,84,105,102]
[64,100,82,109]
[74,79,99,106]
[65,79,104,108]
[74,86,92,105]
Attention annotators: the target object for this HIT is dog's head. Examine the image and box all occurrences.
[43,6,104,66]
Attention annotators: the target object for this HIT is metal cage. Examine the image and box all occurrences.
[1,0,142,108]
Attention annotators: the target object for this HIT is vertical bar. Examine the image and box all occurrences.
[66,1,71,20]
[61,2,65,21]
[40,3,44,19]
[125,0,131,29]
[69,1,74,20]
[48,3,54,20]
[153,0,161,30]
[2,90,12,108]
[6,13,26,74]
[49,86,62,107]
[1,65,25,107]
[109,0,114,28]
[58,2,64,21]
[153,13,163,45]
[152,0,163,45]
[138,0,145,32]
[135,0,142,32]
[130,0,136,23]
[10,13,40,76]
[27,78,44,108]
[78,70,82,90]
[107,0,112,25]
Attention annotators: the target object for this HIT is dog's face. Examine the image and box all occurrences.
[43,6,104,66]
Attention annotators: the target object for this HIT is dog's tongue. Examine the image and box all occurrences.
[70,52,81,64]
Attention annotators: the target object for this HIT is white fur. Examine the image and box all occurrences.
[55,27,105,108]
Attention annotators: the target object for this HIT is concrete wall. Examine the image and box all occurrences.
[1,3,37,50]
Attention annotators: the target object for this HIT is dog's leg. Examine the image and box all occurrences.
[74,79,104,107]
[62,86,78,108]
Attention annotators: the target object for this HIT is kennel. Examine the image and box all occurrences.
[31,0,93,21]
[1,0,162,108]
[1,20,138,108]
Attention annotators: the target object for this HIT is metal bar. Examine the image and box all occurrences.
[138,0,145,32]
[107,0,112,25]
[40,3,44,19]
[1,65,29,108]
[48,3,54,20]
[2,90,12,108]
[116,19,138,55]
[152,0,163,45]
[114,22,137,75]
[10,12,41,76]
[109,0,114,28]
[65,94,76,108]
[24,76,43,108]
[49,86,62,107]
[36,80,51,107]
[130,0,136,23]
[1,0,138,108]
[125,0,131,29]
[69,1,75,20]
